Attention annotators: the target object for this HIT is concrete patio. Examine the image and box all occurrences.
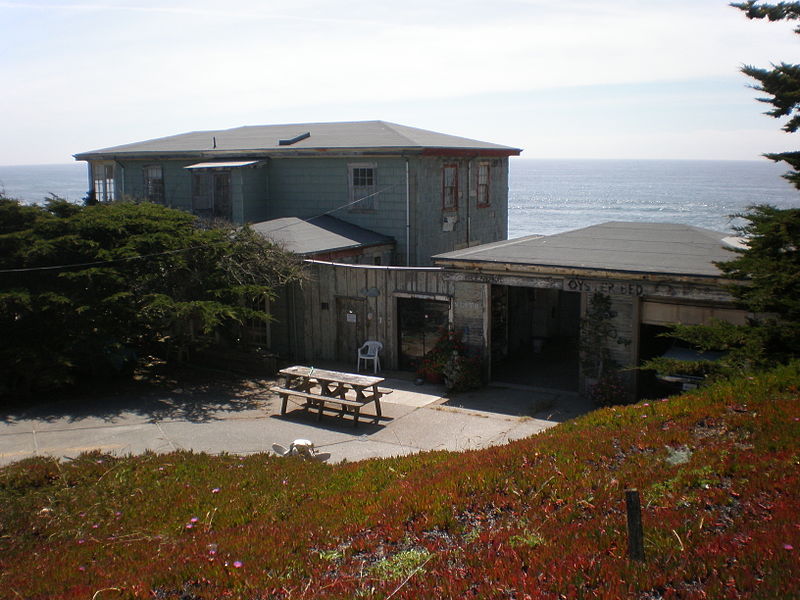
[0,370,593,466]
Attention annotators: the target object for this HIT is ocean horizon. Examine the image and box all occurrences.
[1,158,797,238]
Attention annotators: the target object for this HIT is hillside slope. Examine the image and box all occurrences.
[1,365,799,599]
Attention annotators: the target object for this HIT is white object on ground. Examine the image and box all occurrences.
[272,439,329,462]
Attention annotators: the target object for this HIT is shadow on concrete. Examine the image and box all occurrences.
[441,383,593,422]
[270,409,388,435]
[0,364,275,425]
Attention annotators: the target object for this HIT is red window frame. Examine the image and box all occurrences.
[477,162,491,207]
[442,163,458,210]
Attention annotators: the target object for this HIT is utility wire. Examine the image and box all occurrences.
[0,183,398,274]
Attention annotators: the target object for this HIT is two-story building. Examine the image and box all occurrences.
[74,121,521,266]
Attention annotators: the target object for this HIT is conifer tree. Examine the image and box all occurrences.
[732,1,800,187]
[642,4,800,382]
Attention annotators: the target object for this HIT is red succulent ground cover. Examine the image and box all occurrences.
[2,365,799,599]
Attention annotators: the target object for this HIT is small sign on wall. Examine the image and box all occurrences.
[346,312,357,323]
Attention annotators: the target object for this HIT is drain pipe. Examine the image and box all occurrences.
[466,159,472,247]
[405,157,411,265]
[115,160,125,198]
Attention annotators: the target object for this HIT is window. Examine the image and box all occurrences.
[92,163,115,202]
[442,164,458,210]
[143,165,164,204]
[477,162,491,207]
[191,170,231,220]
[348,163,376,211]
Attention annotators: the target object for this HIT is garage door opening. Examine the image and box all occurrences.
[397,297,450,372]
[490,286,581,390]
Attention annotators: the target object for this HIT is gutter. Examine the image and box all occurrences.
[73,146,521,162]
[432,259,734,286]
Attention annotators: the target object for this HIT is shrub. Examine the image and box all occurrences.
[417,328,483,391]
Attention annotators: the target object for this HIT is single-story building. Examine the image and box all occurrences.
[433,221,749,398]
[252,215,395,264]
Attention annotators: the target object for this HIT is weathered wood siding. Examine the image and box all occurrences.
[287,261,454,369]
[104,154,510,269]
[116,159,195,212]
[451,281,489,357]
[240,163,269,223]
[409,156,508,266]
[115,159,270,224]
[267,157,409,263]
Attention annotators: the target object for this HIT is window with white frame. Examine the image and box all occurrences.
[477,161,491,207]
[442,164,458,210]
[143,165,165,204]
[348,163,377,211]
[92,163,115,202]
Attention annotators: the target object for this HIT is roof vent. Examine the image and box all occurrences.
[278,131,311,146]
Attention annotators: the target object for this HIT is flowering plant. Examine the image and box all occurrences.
[417,328,483,391]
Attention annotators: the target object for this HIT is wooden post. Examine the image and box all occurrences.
[625,489,645,561]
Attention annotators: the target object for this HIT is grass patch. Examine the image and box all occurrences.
[369,548,432,581]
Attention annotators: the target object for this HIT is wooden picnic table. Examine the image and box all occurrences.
[271,365,390,426]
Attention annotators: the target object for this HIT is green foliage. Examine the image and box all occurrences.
[418,328,483,391]
[718,205,800,321]
[648,206,800,375]
[508,530,545,549]
[732,1,800,31]
[368,548,431,581]
[732,1,800,186]
[0,196,304,395]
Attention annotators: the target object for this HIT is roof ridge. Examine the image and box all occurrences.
[378,121,429,146]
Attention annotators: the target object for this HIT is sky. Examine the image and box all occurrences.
[0,0,798,165]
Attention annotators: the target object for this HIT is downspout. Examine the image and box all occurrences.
[466,159,472,247]
[86,161,94,201]
[405,157,411,266]
[115,160,125,198]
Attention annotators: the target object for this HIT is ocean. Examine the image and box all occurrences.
[508,159,798,237]
[0,163,89,206]
[1,159,797,237]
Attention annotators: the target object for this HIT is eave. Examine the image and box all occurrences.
[433,257,738,287]
[74,146,520,162]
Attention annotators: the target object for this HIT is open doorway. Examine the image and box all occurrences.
[638,323,676,399]
[490,285,581,390]
[397,297,450,371]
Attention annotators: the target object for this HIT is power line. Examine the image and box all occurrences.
[0,183,398,274]
[0,243,222,274]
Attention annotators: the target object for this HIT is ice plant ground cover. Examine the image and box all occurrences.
[2,365,799,599]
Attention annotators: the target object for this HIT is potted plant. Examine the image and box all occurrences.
[417,328,482,391]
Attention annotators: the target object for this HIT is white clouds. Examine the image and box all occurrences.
[0,0,797,163]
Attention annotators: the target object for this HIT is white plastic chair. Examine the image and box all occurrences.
[357,341,383,373]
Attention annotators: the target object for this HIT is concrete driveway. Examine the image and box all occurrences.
[0,370,592,466]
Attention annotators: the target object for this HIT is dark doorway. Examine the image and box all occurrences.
[336,297,366,364]
[191,170,232,220]
[397,297,450,371]
[490,285,581,390]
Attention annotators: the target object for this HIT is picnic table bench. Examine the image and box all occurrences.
[271,365,392,427]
